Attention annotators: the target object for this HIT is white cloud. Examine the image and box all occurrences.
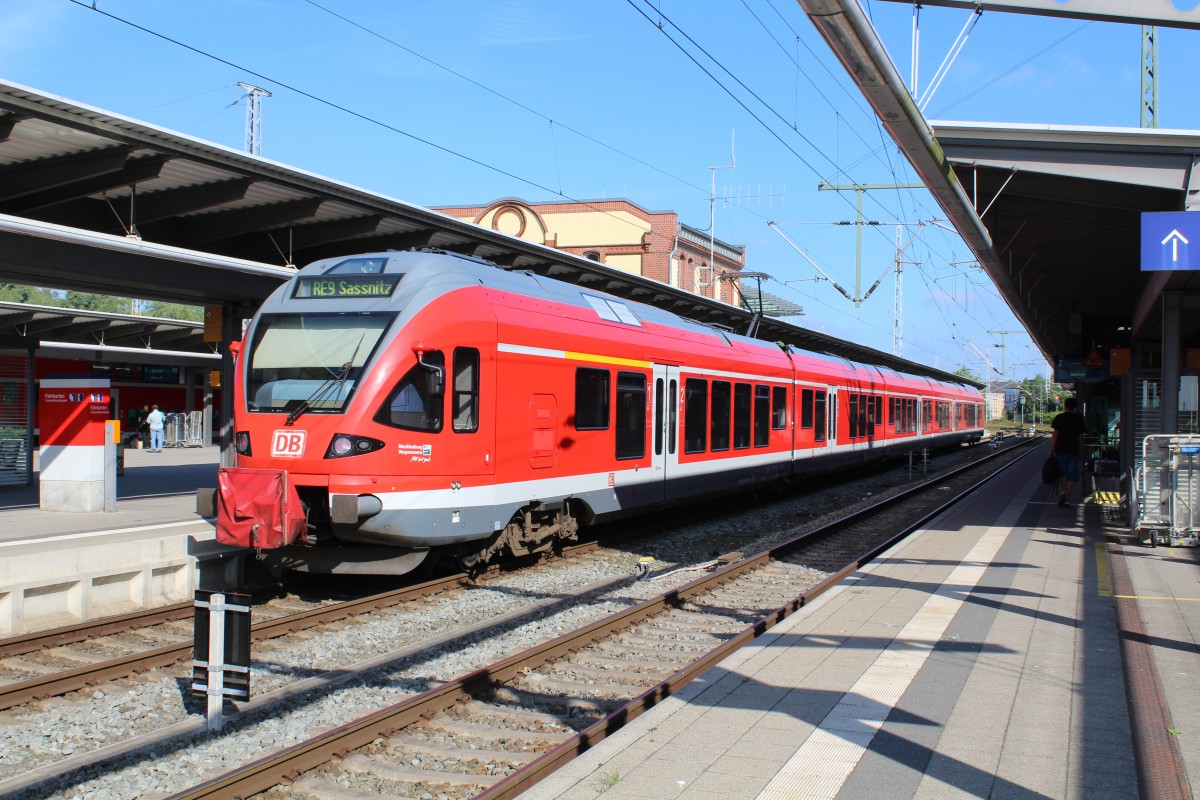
[477,0,582,46]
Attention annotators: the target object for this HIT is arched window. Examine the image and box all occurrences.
[583,250,601,262]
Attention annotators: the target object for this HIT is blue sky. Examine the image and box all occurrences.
[3,1,1195,377]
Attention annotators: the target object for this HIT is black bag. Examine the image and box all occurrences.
[1042,456,1061,484]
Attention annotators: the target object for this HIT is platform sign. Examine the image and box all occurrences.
[40,378,110,448]
[1141,211,1200,271]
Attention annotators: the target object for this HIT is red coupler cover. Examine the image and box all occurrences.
[216,467,307,548]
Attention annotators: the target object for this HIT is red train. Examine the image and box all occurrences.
[209,249,984,574]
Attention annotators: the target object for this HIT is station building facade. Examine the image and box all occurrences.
[436,199,747,306]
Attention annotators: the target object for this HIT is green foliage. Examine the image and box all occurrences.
[953,366,982,383]
[0,284,201,322]
[63,291,130,314]
[591,768,622,793]
[142,302,203,322]
[0,284,58,305]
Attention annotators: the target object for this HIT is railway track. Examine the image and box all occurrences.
[155,438,1036,800]
[0,546,598,712]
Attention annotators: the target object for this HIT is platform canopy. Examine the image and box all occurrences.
[794,0,1200,365]
[0,300,212,357]
[0,79,975,385]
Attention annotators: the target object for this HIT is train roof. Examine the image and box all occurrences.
[281,250,982,397]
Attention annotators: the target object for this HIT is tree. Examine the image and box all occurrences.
[142,302,203,322]
[0,284,58,305]
[0,283,201,322]
[953,366,982,383]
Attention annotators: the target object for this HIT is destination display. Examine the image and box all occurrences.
[294,274,401,299]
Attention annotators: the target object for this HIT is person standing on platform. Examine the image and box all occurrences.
[146,404,166,452]
[137,404,151,449]
[1050,396,1087,506]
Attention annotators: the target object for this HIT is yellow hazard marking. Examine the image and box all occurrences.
[1094,542,1113,597]
[1094,491,1123,506]
[1114,595,1200,602]
[565,350,651,368]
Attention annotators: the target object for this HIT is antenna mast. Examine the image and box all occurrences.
[704,131,736,292]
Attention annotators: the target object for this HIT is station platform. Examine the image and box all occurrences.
[0,447,224,636]
[526,452,1200,800]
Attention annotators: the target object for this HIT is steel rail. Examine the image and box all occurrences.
[164,439,1036,800]
[0,603,194,658]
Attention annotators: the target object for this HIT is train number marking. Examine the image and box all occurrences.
[272,430,307,458]
[608,472,615,487]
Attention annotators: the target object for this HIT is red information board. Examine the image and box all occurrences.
[40,378,110,447]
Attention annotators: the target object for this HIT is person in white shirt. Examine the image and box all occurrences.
[146,404,166,452]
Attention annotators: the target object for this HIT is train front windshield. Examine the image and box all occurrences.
[246,313,392,413]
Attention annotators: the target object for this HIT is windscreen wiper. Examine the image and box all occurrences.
[284,335,366,426]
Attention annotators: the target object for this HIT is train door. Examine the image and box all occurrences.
[827,387,838,448]
[649,364,677,504]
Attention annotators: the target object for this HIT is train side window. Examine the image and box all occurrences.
[655,378,664,456]
[734,383,751,449]
[772,386,787,429]
[923,399,932,430]
[684,378,707,453]
[711,381,731,451]
[753,385,770,447]
[889,397,895,427]
[849,394,859,439]
[377,351,445,432]
[873,396,882,435]
[669,379,678,454]
[801,388,814,429]
[452,347,479,433]
[814,390,826,442]
[616,371,646,460]
[574,368,610,430]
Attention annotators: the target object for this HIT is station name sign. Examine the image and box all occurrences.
[294,274,401,299]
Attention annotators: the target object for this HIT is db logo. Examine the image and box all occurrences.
[272,430,307,458]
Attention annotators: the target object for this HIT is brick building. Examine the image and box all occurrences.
[436,198,746,306]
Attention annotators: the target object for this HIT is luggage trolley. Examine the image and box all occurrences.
[1135,435,1200,547]
[163,412,187,447]
[185,411,205,447]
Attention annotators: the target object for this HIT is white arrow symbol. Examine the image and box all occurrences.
[1162,229,1189,261]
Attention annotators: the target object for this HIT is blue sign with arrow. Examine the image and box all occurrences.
[1141,211,1200,271]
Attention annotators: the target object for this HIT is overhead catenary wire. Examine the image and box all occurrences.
[66,0,693,252]
[72,0,1018,367]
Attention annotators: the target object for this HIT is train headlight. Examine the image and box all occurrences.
[235,431,252,455]
[324,433,385,459]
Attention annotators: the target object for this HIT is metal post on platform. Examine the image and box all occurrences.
[103,420,118,512]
